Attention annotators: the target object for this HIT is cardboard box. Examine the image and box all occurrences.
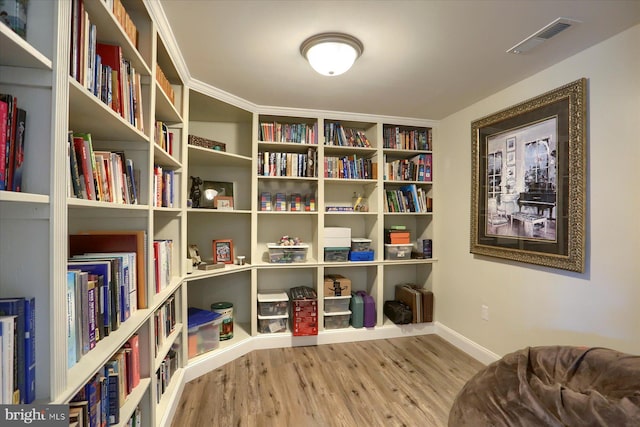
[324,274,352,296]
[324,227,351,248]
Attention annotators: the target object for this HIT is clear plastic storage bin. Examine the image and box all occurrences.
[351,238,372,252]
[267,244,309,263]
[324,295,352,313]
[324,310,352,329]
[187,308,222,358]
[384,243,413,260]
[324,247,349,262]
[258,291,289,316]
[258,314,289,333]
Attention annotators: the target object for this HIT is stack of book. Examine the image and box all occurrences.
[154,294,177,358]
[324,123,371,147]
[383,126,432,150]
[384,153,432,182]
[68,132,138,204]
[0,93,27,192]
[156,64,175,105]
[259,121,318,144]
[70,334,141,427]
[0,297,36,404]
[258,149,317,177]
[70,1,144,132]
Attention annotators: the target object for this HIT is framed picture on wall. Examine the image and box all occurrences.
[470,78,587,273]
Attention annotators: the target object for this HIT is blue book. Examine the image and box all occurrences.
[67,272,78,369]
[0,298,25,404]
[68,260,112,338]
[23,297,35,403]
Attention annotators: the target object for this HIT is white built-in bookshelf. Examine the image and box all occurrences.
[0,1,438,426]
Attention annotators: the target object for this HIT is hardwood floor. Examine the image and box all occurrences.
[171,334,485,427]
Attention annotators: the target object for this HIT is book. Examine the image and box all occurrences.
[95,43,124,116]
[0,93,16,192]
[0,99,7,190]
[69,231,147,309]
[23,297,35,404]
[0,298,25,403]
[68,260,112,339]
[0,315,16,404]
[67,271,78,368]
[72,135,96,200]
[124,334,140,389]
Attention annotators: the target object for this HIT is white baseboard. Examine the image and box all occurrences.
[159,322,494,427]
[435,321,501,365]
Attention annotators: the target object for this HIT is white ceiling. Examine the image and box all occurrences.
[158,0,640,120]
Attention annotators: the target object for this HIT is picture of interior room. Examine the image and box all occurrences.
[0,1,638,426]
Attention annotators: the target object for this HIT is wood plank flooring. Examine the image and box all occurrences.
[171,334,485,427]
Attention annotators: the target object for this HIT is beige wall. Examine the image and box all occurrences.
[435,24,640,357]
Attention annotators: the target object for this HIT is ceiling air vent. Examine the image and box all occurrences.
[507,17,580,54]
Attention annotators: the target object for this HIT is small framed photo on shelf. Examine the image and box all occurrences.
[506,136,516,151]
[201,180,234,209]
[215,196,234,210]
[213,239,234,264]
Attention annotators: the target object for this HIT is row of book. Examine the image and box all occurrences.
[260,192,316,212]
[155,121,175,156]
[324,123,372,148]
[324,155,375,180]
[258,149,317,178]
[156,64,175,105]
[384,184,433,213]
[68,131,139,204]
[0,93,26,192]
[154,294,177,358]
[153,165,175,208]
[67,251,138,367]
[383,126,432,151]
[0,297,36,404]
[70,334,141,427]
[70,0,144,132]
[384,153,433,182]
[259,121,318,144]
[153,239,174,294]
[155,348,179,404]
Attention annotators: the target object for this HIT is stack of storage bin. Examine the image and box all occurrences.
[289,286,318,336]
[324,294,352,329]
[349,237,374,261]
[257,291,289,333]
[324,227,351,262]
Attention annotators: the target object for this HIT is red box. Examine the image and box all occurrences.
[291,298,318,336]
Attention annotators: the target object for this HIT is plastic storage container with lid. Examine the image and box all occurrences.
[351,238,372,252]
[257,291,289,316]
[187,307,222,358]
[324,310,352,329]
[267,243,309,263]
[324,295,352,313]
[257,314,289,333]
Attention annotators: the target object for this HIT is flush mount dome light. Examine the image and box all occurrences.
[300,33,363,76]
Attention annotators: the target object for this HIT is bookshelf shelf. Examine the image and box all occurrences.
[59,309,152,404]
[119,377,152,427]
[187,145,251,167]
[68,79,150,142]
[67,198,149,211]
[0,191,49,204]
[155,83,182,124]
[153,144,181,169]
[0,24,52,69]
[154,326,182,371]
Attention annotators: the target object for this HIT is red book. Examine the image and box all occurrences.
[73,136,96,200]
[95,43,123,115]
[5,96,18,191]
[0,99,7,190]
[124,335,140,389]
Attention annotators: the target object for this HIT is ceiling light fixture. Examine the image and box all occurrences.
[300,33,363,76]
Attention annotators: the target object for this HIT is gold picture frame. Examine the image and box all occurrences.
[470,78,587,272]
